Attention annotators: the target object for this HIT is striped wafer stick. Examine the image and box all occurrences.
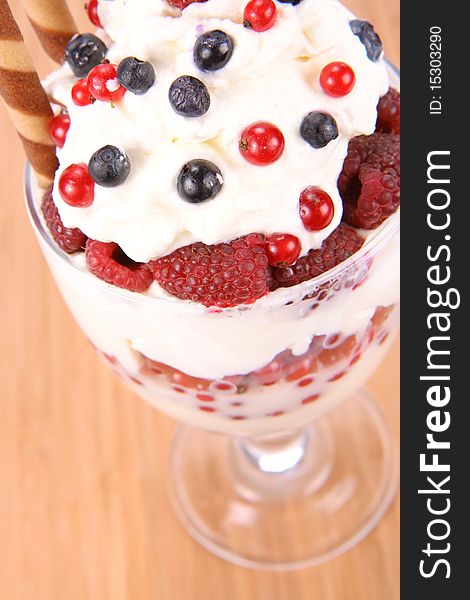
[22,0,77,63]
[0,0,58,186]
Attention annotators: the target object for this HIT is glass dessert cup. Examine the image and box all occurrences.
[26,164,399,570]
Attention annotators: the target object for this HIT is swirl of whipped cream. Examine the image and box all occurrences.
[46,0,389,263]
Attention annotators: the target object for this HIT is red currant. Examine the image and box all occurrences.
[239,122,285,166]
[243,0,277,32]
[299,187,334,231]
[265,233,301,266]
[59,164,95,207]
[320,62,355,97]
[252,359,284,385]
[50,112,71,148]
[87,63,126,103]
[87,0,102,28]
[168,0,207,9]
[72,78,95,106]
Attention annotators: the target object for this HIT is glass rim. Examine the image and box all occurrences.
[24,61,400,312]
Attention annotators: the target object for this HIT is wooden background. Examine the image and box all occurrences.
[0,1,400,598]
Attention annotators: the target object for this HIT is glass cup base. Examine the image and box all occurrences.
[170,390,398,571]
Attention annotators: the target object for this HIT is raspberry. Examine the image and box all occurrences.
[141,357,174,376]
[141,357,211,391]
[149,234,271,308]
[376,88,400,134]
[317,335,357,369]
[338,132,400,229]
[371,304,395,336]
[170,370,210,391]
[42,187,87,254]
[85,240,153,292]
[284,356,313,382]
[251,359,284,385]
[270,224,364,289]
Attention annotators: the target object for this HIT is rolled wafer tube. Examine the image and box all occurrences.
[0,0,58,186]
[22,0,77,63]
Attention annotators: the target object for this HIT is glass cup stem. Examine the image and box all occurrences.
[231,424,334,502]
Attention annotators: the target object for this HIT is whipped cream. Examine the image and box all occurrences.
[45,0,389,263]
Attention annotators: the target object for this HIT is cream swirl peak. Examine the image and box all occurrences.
[46,0,389,263]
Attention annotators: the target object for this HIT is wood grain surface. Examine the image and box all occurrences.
[0,1,400,599]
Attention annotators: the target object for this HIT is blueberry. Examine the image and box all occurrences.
[88,145,131,187]
[194,30,234,72]
[276,0,304,5]
[169,76,210,117]
[300,112,339,149]
[117,57,156,95]
[65,33,107,78]
[349,20,382,62]
[177,159,223,203]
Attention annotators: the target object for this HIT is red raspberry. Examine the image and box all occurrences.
[42,187,87,254]
[371,304,394,332]
[338,132,400,229]
[284,356,313,382]
[376,88,400,134]
[251,359,284,385]
[170,369,210,391]
[141,357,175,377]
[317,335,357,368]
[149,234,271,308]
[85,240,153,292]
[270,224,364,289]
